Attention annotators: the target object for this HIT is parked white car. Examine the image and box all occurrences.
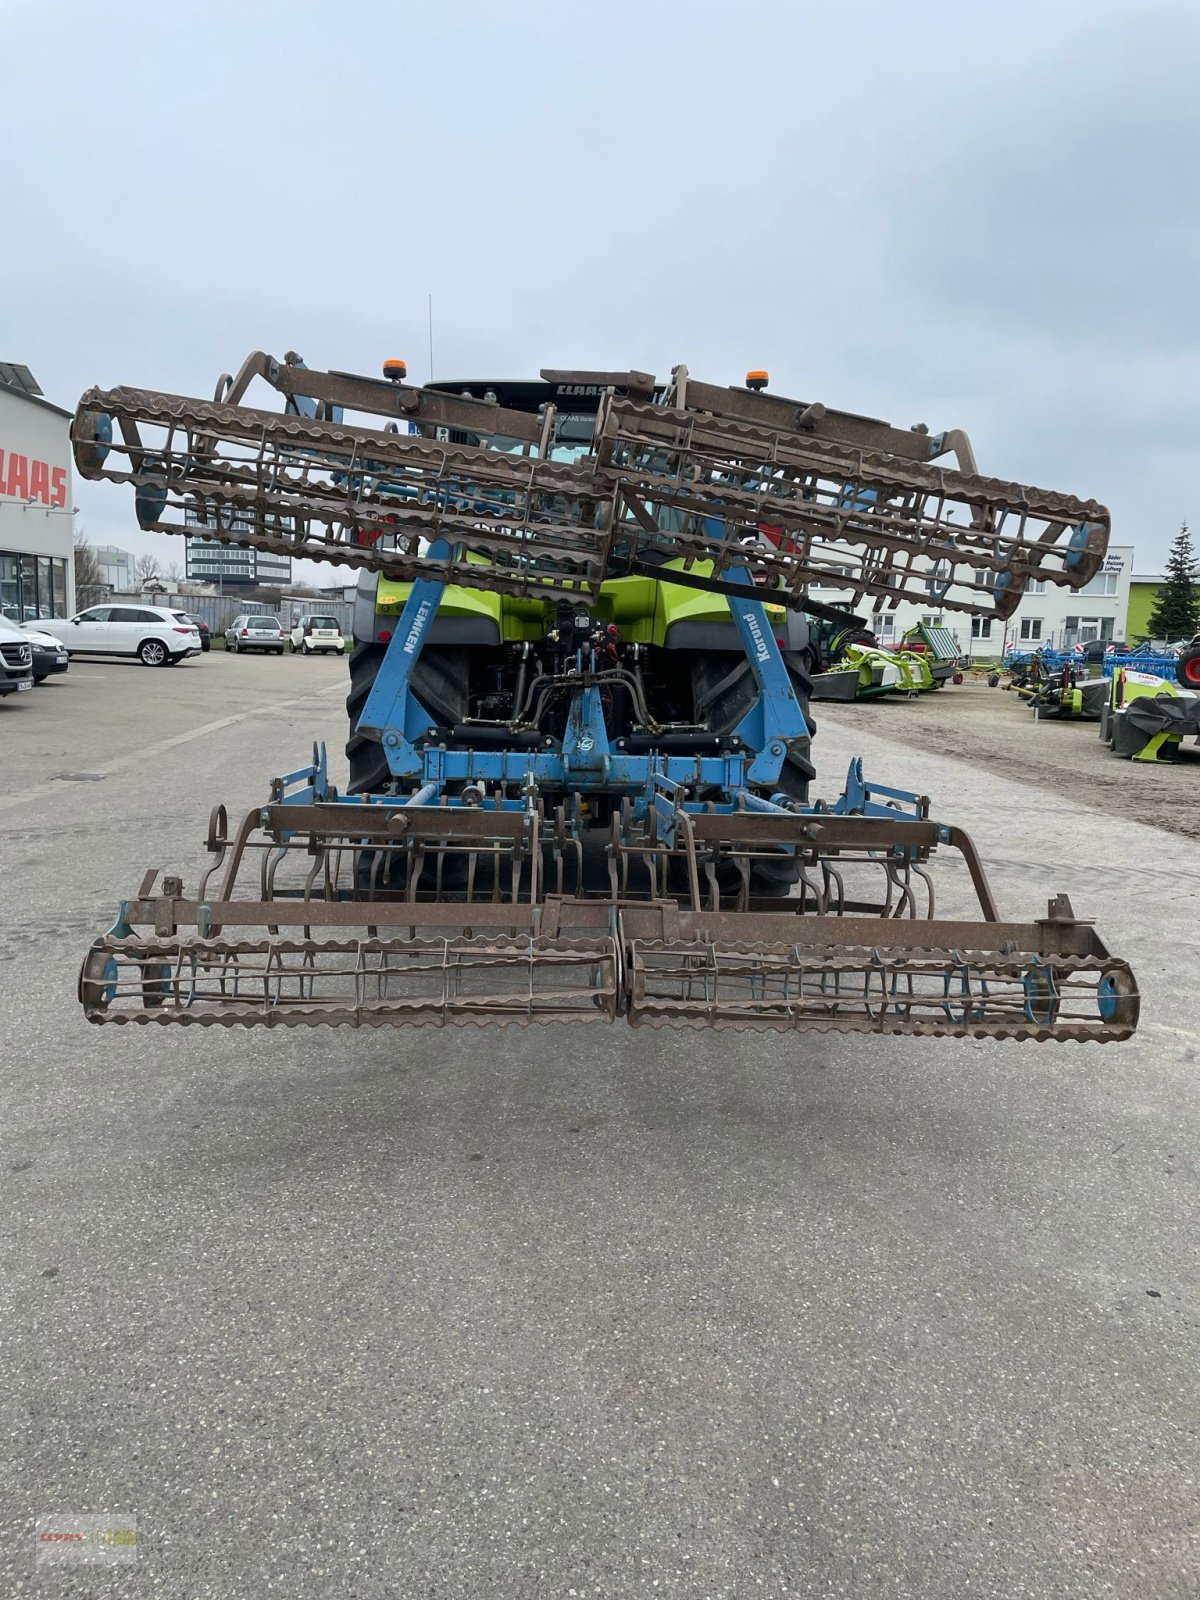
[225,615,286,654]
[289,613,345,655]
[21,626,71,682]
[38,605,202,666]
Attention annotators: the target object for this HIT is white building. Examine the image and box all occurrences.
[184,505,291,587]
[94,544,136,590]
[809,545,1133,659]
[0,363,75,623]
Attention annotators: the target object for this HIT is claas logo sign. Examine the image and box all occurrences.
[0,446,68,506]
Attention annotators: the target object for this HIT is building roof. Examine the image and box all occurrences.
[0,363,72,420]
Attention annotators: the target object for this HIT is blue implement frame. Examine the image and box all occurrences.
[356,537,813,817]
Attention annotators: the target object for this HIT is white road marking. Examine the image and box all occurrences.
[0,681,347,814]
[1149,1022,1200,1046]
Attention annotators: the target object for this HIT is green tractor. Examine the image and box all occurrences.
[67,352,1138,1041]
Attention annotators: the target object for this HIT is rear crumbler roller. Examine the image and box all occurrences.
[77,791,1138,1041]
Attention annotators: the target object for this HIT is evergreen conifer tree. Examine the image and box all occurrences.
[1146,521,1199,641]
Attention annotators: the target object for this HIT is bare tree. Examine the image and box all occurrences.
[135,552,162,586]
[73,527,107,609]
[163,561,184,584]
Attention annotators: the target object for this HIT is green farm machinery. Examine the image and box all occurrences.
[68,354,1137,1041]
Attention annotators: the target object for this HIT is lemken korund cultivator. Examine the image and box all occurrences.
[71,355,1138,1039]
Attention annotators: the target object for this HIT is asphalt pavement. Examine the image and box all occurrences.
[1,653,1197,1598]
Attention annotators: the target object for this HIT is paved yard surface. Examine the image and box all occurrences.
[829,676,1200,841]
[1,655,1197,1598]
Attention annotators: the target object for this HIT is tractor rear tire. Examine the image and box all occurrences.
[1176,645,1200,689]
[689,648,815,895]
[346,641,474,797]
[690,649,816,806]
[347,640,477,895]
[346,642,392,796]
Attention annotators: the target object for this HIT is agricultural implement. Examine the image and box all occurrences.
[901,623,962,688]
[1101,669,1200,761]
[1010,658,1108,721]
[71,355,1137,1040]
[810,642,902,702]
[810,622,959,703]
[840,642,931,699]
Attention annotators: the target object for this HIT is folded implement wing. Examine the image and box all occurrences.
[74,356,1108,617]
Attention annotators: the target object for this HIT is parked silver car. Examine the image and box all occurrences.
[225,615,286,655]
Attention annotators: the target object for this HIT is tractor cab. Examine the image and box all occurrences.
[423,373,664,459]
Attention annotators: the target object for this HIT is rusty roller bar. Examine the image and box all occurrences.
[79,933,622,1028]
[72,365,1111,618]
[625,943,1137,1041]
[599,399,1109,619]
[75,792,1138,1039]
[78,927,1136,1040]
[73,386,616,602]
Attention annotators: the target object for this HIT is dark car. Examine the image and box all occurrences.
[1076,639,1125,664]
[181,613,211,652]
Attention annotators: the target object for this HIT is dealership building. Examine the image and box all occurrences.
[95,544,136,591]
[0,363,75,623]
[809,545,1134,658]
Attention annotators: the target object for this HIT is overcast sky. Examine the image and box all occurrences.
[2,0,1196,578]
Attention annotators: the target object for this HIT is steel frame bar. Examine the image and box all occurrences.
[72,360,1110,618]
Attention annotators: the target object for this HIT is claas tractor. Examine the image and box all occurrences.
[70,354,1138,1040]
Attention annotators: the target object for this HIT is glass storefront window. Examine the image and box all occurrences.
[0,552,70,619]
[19,555,37,621]
[0,553,17,621]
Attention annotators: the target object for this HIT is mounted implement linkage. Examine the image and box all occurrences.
[71,356,1138,1040]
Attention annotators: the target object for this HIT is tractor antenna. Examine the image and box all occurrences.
[428,293,434,383]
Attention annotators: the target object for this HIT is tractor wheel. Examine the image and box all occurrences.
[1176,646,1200,689]
[689,647,815,895]
[823,626,876,671]
[346,640,473,795]
[690,648,815,807]
[345,642,393,795]
[347,641,478,893]
[342,640,480,902]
